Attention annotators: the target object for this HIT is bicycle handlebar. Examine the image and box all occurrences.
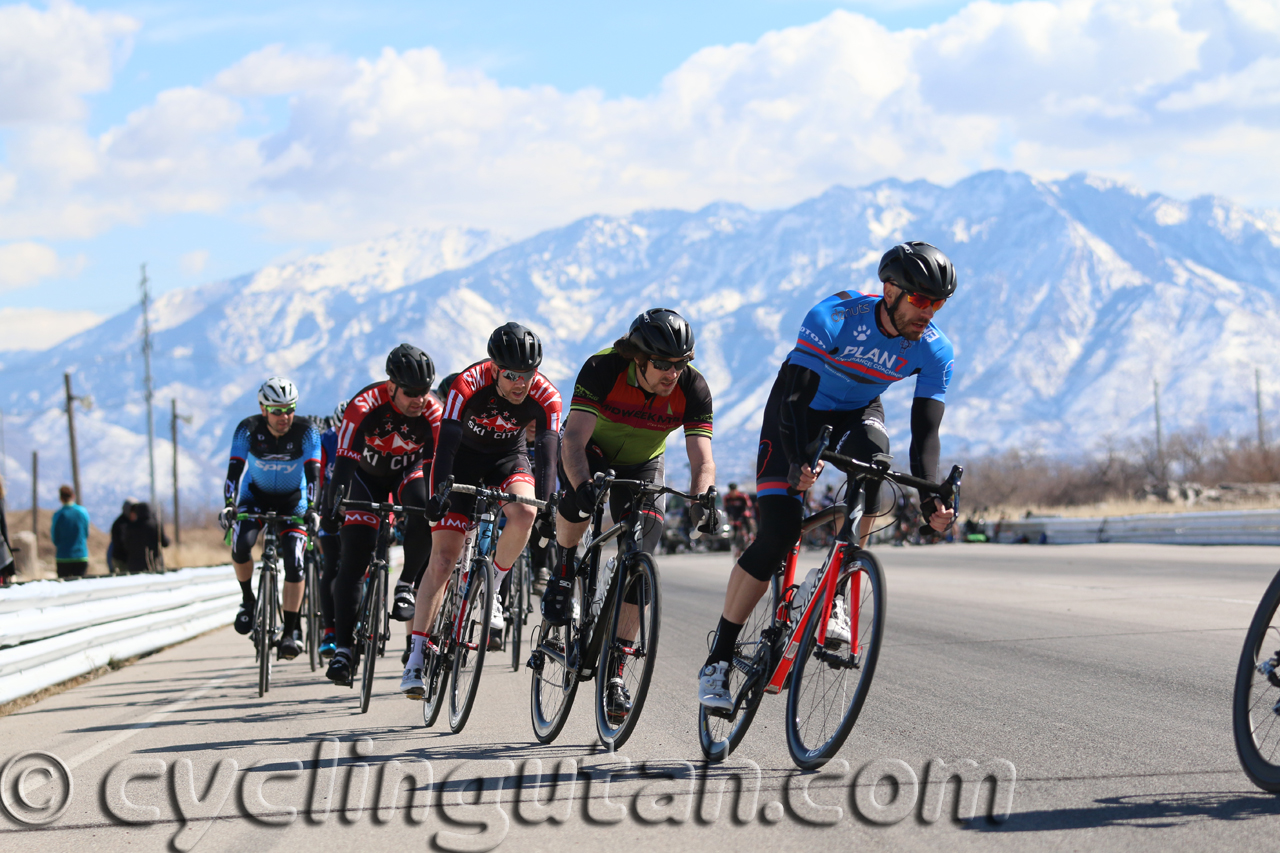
[443,482,554,511]
[338,499,431,517]
[819,448,964,539]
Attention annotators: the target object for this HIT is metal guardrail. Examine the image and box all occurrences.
[0,566,238,706]
[987,509,1280,546]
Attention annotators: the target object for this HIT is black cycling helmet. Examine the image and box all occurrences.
[877,242,957,300]
[385,343,435,389]
[487,322,542,371]
[628,308,694,360]
[436,371,460,400]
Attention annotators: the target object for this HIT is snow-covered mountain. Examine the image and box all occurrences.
[3,171,1278,522]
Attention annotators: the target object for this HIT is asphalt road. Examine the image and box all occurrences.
[3,542,1280,852]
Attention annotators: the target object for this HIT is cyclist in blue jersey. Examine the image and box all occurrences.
[697,242,960,711]
[219,377,322,660]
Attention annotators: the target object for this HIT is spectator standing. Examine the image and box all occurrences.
[123,502,169,573]
[51,484,91,579]
[107,498,134,574]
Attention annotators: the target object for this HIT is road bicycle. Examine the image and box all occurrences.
[697,425,962,769]
[528,472,715,749]
[232,511,303,698]
[420,480,554,733]
[337,495,428,713]
[1232,567,1280,791]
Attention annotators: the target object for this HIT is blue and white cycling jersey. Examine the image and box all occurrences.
[225,415,322,514]
[786,292,954,410]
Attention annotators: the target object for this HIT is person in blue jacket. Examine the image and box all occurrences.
[52,484,91,579]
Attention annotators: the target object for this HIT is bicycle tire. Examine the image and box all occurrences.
[510,552,528,672]
[256,563,277,697]
[1233,567,1280,791]
[448,558,494,733]
[530,574,584,743]
[698,574,781,762]
[785,548,885,770]
[305,547,320,672]
[358,569,384,714]
[595,552,661,749]
[421,585,453,728]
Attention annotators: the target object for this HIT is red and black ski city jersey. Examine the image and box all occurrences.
[335,381,443,479]
[430,361,563,500]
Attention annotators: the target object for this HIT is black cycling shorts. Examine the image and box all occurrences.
[434,446,534,533]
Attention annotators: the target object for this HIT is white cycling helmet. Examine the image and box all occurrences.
[258,376,298,408]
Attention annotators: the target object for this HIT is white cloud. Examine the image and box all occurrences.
[0,0,1278,246]
[179,249,209,275]
[0,0,137,124]
[212,44,354,97]
[0,242,63,290]
[0,307,104,351]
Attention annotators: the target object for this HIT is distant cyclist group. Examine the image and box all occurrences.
[219,240,959,765]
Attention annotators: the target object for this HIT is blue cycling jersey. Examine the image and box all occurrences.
[786,292,954,410]
[226,415,322,513]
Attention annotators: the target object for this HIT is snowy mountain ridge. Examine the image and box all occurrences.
[2,170,1278,522]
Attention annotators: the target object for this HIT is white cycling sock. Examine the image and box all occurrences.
[406,631,427,670]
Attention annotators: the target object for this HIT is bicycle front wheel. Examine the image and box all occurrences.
[595,552,661,749]
[785,548,885,770]
[510,552,529,672]
[358,569,385,714]
[421,577,454,728]
[699,574,781,762]
[530,574,584,743]
[1233,568,1280,791]
[448,559,494,732]
[256,565,278,697]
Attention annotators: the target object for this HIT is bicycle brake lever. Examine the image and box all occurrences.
[807,425,832,471]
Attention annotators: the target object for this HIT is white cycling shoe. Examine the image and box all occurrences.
[698,661,733,712]
[825,596,851,646]
[490,591,505,632]
[400,666,424,698]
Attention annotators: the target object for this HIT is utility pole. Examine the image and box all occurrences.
[1258,367,1267,448]
[171,399,192,546]
[63,372,92,502]
[1153,379,1166,482]
[0,407,7,485]
[30,451,38,548]
[140,264,158,508]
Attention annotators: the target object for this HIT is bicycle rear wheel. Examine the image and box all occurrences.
[256,565,277,697]
[698,575,781,762]
[785,548,885,770]
[530,574,583,743]
[596,552,661,749]
[448,559,494,732]
[358,569,385,714]
[1233,568,1280,791]
[305,547,320,672]
[421,580,454,728]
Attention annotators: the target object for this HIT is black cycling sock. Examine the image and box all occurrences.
[239,579,254,602]
[283,610,300,633]
[707,616,744,667]
[557,546,578,580]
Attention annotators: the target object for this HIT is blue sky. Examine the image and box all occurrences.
[0,0,1275,343]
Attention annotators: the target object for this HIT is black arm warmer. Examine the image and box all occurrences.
[534,428,560,502]
[908,397,945,483]
[777,362,823,464]
[223,458,246,506]
[325,456,357,513]
[430,420,464,495]
[304,460,320,506]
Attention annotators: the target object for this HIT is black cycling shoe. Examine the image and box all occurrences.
[278,628,302,660]
[234,600,255,635]
[540,577,574,626]
[326,649,354,686]
[605,677,632,724]
[391,581,416,621]
[532,566,550,595]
